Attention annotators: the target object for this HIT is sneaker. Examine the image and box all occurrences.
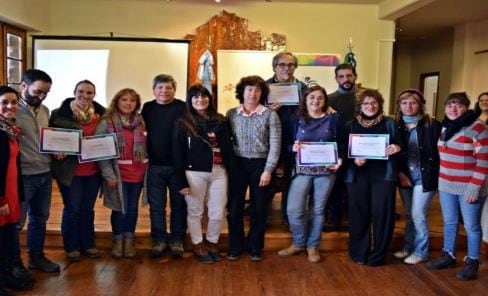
[456,257,479,281]
[150,241,167,258]
[307,247,321,263]
[426,251,456,269]
[123,237,136,258]
[10,262,35,283]
[226,251,242,261]
[192,243,214,264]
[249,250,263,262]
[169,242,184,258]
[205,240,222,261]
[85,248,101,259]
[404,254,427,265]
[112,239,123,259]
[393,249,410,259]
[28,252,60,273]
[66,251,81,262]
[278,245,305,257]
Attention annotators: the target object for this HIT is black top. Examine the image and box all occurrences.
[328,90,356,124]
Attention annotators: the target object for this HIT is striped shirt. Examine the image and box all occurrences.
[437,120,488,199]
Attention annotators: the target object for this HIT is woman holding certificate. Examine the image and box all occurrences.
[345,89,401,266]
[95,88,147,259]
[173,84,234,264]
[427,92,488,281]
[50,80,105,261]
[0,86,35,293]
[393,89,441,265]
[277,85,342,263]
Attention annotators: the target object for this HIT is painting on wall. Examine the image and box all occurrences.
[217,50,341,113]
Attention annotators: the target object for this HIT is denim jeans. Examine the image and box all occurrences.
[287,174,336,248]
[58,174,101,253]
[146,164,187,243]
[439,191,486,259]
[18,172,52,253]
[399,185,435,258]
[185,166,228,244]
[111,181,143,240]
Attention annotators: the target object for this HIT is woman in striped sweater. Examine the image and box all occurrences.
[427,92,488,281]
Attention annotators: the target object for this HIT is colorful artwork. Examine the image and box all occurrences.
[296,54,341,67]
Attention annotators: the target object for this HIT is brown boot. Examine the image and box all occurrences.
[193,243,214,264]
[205,240,222,261]
[278,245,305,257]
[124,237,136,258]
[307,247,320,263]
[112,240,123,259]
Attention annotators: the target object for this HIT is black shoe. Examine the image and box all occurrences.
[226,251,242,261]
[10,262,35,283]
[427,251,456,270]
[0,287,11,296]
[249,250,263,262]
[0,272,34,291]
[28,252,60,273]
[456,257,479,281]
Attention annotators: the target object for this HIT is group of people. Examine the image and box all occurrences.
[1,52,487,295]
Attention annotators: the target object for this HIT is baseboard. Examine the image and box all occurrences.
[482,241,488,258]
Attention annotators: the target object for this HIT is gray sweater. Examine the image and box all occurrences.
[226,106,281,173]
[16,99,51,175]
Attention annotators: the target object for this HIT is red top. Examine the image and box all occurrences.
[0,139,21,226]
[118,127,147,183]
[75,118,100,176]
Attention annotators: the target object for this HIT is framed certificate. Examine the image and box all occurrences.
[78,133,120,163]
[348,134,389,160]
[298,142,338,166]
[267,82,301,105]
[39,127,82,155]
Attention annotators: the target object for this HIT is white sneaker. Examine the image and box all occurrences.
[404,254,427,265]
[393,250,410,259]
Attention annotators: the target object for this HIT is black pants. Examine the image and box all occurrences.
[227,157,271,253]
[347,169,396,266]
[0,223,22,272]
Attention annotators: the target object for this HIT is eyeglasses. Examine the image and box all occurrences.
[277,63,296,69]
[361,102,379,107]
[0,99,19,106]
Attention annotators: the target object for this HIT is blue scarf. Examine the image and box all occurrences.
[402,115,419,125]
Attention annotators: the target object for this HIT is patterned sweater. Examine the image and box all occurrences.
[437,120,488,199]
[226,106,281,173]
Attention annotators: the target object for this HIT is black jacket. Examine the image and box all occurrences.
[397,116,442,192]
[172,117,235,191]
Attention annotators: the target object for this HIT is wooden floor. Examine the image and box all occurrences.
[15,249,488,296]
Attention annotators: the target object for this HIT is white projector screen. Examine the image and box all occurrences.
[33,36,190,111]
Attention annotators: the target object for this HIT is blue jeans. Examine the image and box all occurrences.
[146,164,187,243]
[399,185,435,258]
[18,172,52,253]
[111,181,143,240]
[58,174,101,253]
[439,191,486,259]
[287,174,336,248]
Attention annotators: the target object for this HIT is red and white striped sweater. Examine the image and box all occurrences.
[437,120,488,199]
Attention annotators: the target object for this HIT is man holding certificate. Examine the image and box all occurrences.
[344,89,401,267]
[277,85,343,263]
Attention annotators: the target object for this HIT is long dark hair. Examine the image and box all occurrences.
[297,85,328,121]
[181,84,223,136]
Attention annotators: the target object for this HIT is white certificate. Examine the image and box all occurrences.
[298,142,338,166]
[267,82,301,105]
[39,127,82,155]
[348,134,389,160]
[79,133,119,163]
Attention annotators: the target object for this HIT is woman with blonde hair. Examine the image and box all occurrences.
[95,88,147,259]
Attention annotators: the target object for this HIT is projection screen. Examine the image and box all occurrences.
[32,36,190,111]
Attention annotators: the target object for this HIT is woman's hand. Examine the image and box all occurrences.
[465,196,478,204]
[54,153,66,160]
[385,144,401,156]
[292,140,301,152]
[268,102,282,111]
[325,106,337,115]
[179,187,190,196]
[259,171,272,187]
[326,158,342,173]
[0,204,10,216]
[398,172,412,187]
[354,158,366,167]
[107,179,118,189]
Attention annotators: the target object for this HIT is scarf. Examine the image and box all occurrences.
[106,111,146,162]
[356,112,384,128]
[402,115,419,125]
[440,109,478,142]
[70,99,95,124]
[0,115,23,140]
